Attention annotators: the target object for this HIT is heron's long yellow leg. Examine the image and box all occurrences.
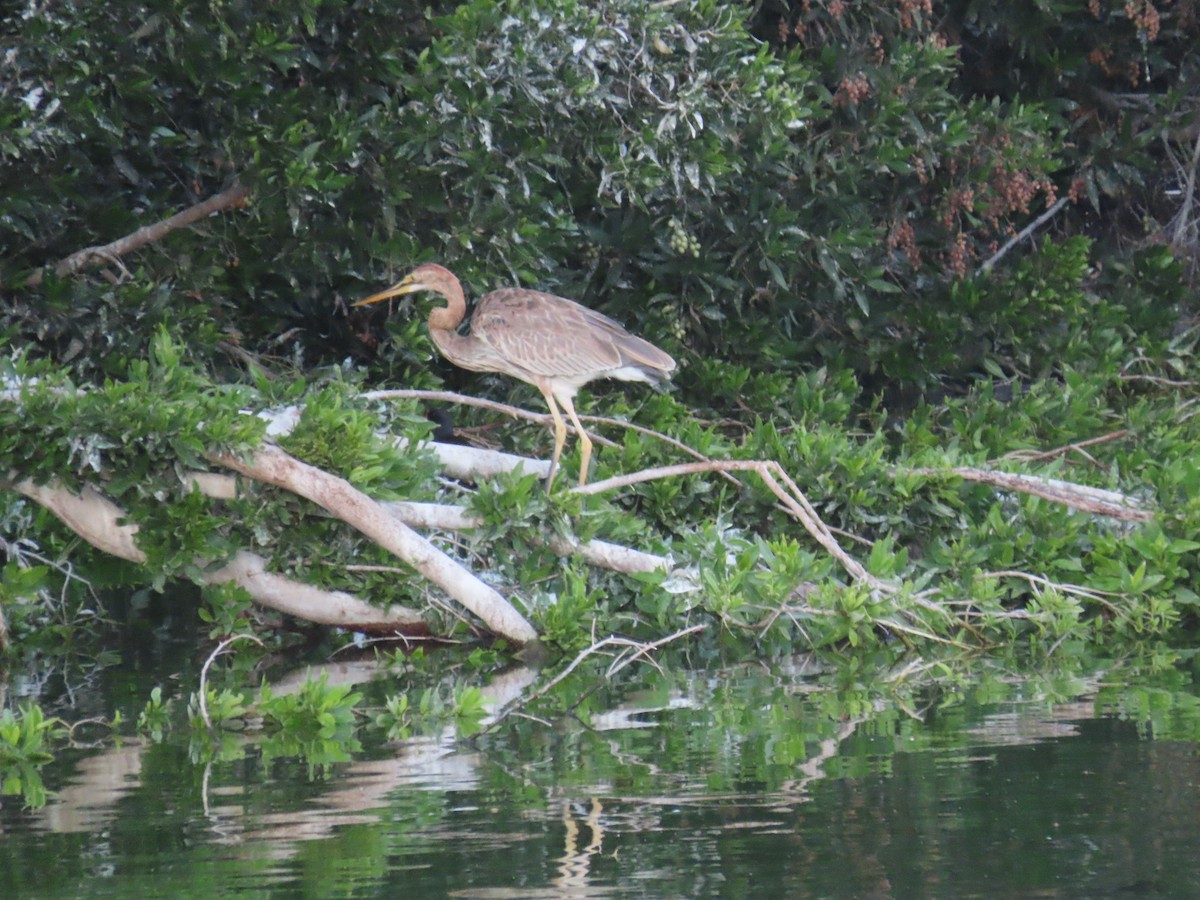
[559,394,593,487]
[539,387,569,491]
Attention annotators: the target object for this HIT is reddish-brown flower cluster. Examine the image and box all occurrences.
[1087,46,1143,85]
[989,169,1044,221]
[1125,0,1162,41]
[923,133,1059,277]
[945,231,971,278]
[834,73,872,107]
[898,0,934,30]
[868,32,885,65]
[887,219,921,269]
[912,154,929,186]
[941,187,976,231]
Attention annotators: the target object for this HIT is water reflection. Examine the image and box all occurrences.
[3,654,1200,898]
[33,743,145,835]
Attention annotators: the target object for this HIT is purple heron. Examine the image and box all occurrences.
[356,263,676,488]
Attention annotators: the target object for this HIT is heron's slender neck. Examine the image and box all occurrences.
[425,277,487,370]
[427,279,467,333]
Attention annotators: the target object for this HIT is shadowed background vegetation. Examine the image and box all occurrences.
[3,0,1200,656]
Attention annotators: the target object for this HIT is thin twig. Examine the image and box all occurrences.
[577,459,893,594]
[363,389,616,449]
[197,634,263,731]
[1119,373,1197,388]
[605,623,707,678]
[1170,126,1200,246]
[1003,429,1129,463]
[977,569,1123,614]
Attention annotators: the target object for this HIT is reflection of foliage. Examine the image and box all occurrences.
[137,686,173,742]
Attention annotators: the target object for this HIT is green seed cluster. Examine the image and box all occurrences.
[667,217,700,257]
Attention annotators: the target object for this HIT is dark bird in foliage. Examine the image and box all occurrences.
[424,407,459,443]
[356,263,676,489]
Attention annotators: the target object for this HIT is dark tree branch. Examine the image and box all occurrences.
[25,181,251,287]
[978,196,1070,275]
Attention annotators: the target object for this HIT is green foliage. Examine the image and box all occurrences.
[0,703,65,766]
[197,583,255,640]
[0,703,67,809]
[257,671,362,739]
[375,693,412,742]
[187,686,252,732]
[278,386,440,500]
[535,565,602,653]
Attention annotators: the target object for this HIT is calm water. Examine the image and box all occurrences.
[3,636,1199,898]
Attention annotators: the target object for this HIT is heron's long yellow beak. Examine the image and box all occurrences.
[353,275,426,307]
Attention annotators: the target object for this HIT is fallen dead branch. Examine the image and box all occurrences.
[411,440,551,482]
[3,373,1161,651]
[252,403,555,482]
[208,444,538,644]
[184,473,671,577]
[24,182,250,288]
[4,475,424,634]
[912,466,1152,523]
[382,500,672,575]
[203,551,428,631]
[364,387,745,487]
[577,459,895,595]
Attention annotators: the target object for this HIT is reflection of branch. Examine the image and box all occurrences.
[555,797,605,892]
[24,181,250,287]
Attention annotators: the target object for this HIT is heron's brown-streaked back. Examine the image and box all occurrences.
[470,287,676,397]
